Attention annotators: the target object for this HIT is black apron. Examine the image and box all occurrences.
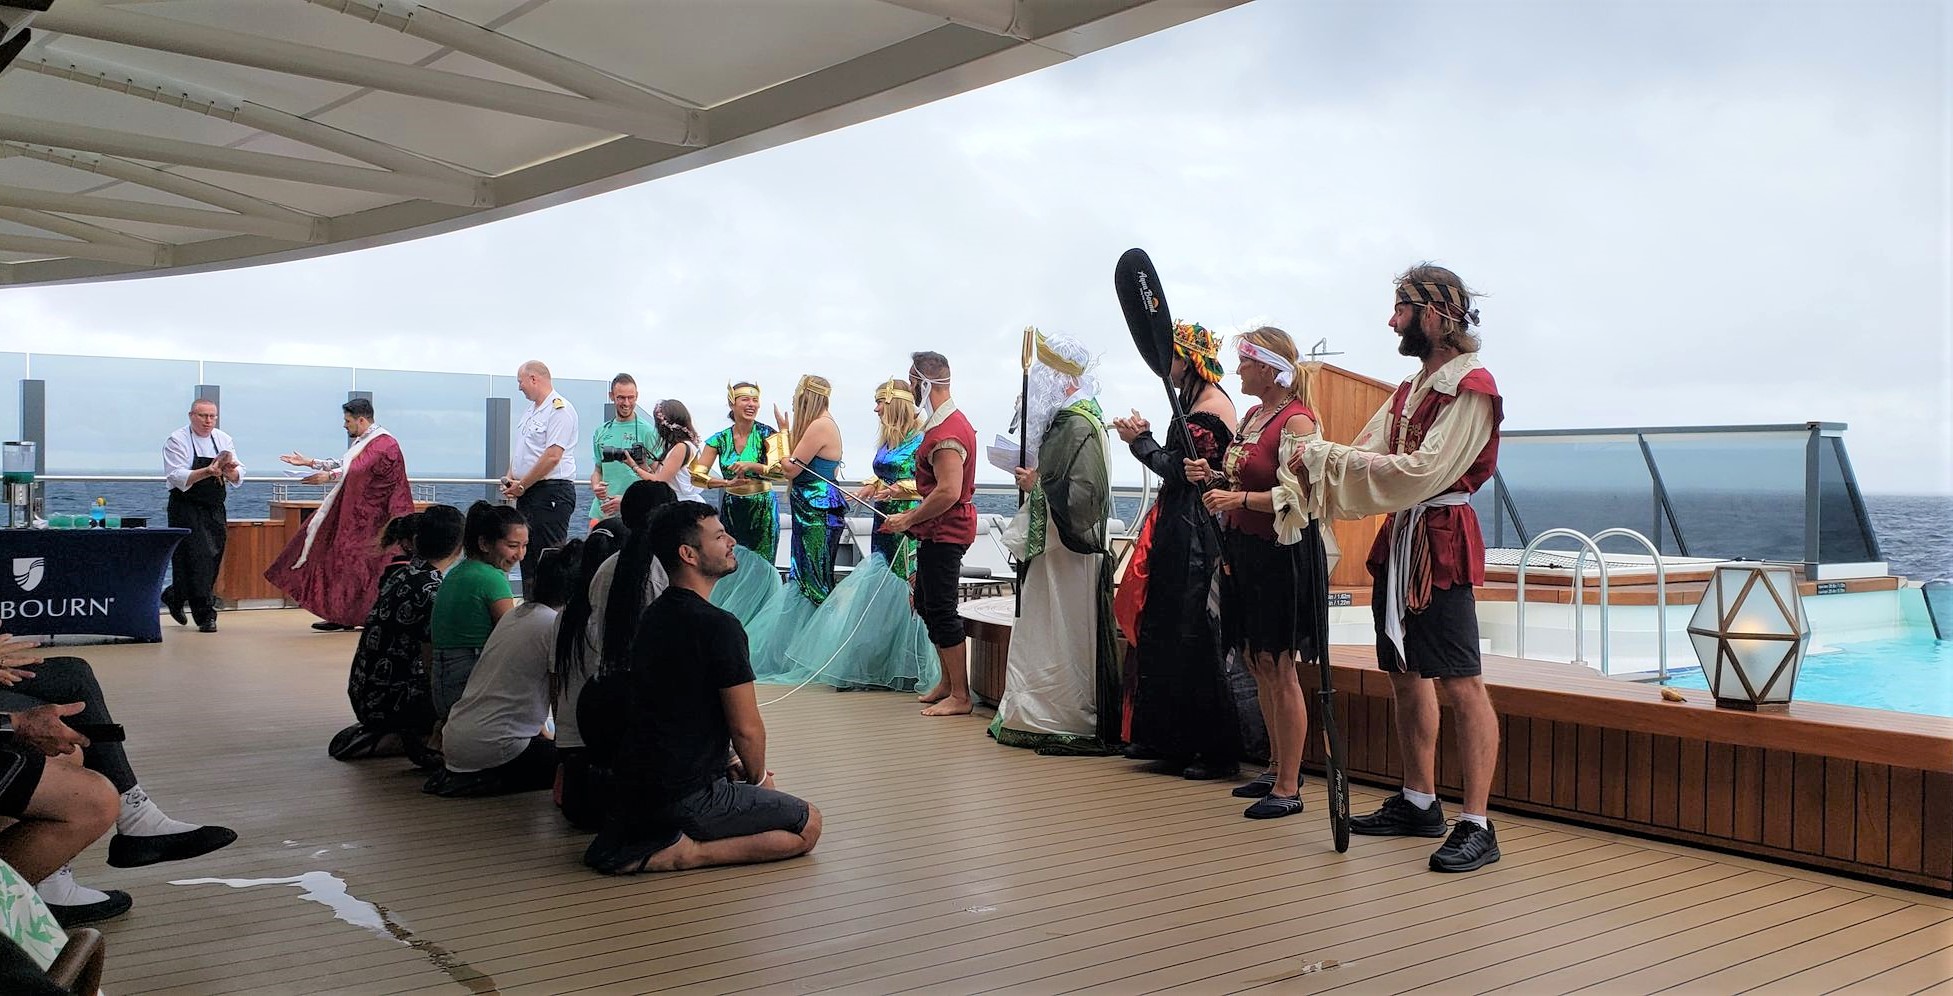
[166,440,229,612]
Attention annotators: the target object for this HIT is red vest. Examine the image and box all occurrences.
[910,407,978,546]
[1365,367,1503,589]
[1223,399,1313,540]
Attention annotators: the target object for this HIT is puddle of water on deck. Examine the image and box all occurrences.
[170,871,498,993]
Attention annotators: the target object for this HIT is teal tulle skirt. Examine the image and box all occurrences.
[774,554,939,692]
[710,544,782,626]
[747,585,821,682]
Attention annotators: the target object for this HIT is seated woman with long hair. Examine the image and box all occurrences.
[333,505,465,765]
[555,480,672,829]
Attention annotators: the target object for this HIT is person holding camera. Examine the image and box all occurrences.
[503,360,579,598]
[162,397,243,632]
[587,373,659,530]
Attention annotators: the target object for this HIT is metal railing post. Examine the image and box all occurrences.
[1576,528,1668,679]
[1517,528,1609,672]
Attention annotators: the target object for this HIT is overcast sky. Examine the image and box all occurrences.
[2,0,1948,494]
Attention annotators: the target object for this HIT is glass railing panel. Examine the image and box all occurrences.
[0,352,25,442]
[203,361,355,481]
[489,375,613,475]
[1643,430,1808,562]
[35,353,200,475]
[351,367,493,478]
[1493,435,1660,550]
[1818,436,1875,562]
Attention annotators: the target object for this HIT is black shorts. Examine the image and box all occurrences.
[582,777,811,875]
[1372,576,1482,679]
[0,748,46,818]
[913,540,969,648]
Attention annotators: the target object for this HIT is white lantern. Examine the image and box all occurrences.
[1686,563,1810,711]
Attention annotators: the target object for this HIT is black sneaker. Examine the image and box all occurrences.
[1349,793,1448,837]
[1429,820,1501,872]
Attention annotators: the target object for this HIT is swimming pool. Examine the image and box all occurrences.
[1665,637,1953,717]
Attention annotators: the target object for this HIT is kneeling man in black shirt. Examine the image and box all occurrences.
[585,501,822,874]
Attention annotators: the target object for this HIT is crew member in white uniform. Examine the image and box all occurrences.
[503,360,580,597]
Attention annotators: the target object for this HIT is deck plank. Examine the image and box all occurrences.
[48,609,1952,995]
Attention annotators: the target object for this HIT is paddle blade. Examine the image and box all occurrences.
[1114,247,1175,378]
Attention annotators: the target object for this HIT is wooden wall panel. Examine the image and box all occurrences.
[1705,743,1734,838]
[1529,718,1555,807]
[1306,364,1394,588]
[1601,728,1628,819]
[1824,759,1857,861]
[1855,763,1888,869]
[1793,753,1826,855]
[1889,767,1924,873]
[1628,732,1654,824]
[1679,738,1707,834]
[1764,750,1795,850]
[1923,771,1953,884]
[1652,735,1680,827]
[1733,746,1764,843]
[214,519,291,604]
[1576,725,1602,813]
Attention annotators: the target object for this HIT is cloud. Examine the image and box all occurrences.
[1,0,1946,493]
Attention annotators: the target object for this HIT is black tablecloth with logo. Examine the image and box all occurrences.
[0,528,188,642]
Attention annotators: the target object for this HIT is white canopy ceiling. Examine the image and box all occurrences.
[0,0,1241,287]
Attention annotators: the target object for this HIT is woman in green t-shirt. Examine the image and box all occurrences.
[429,502,527,719]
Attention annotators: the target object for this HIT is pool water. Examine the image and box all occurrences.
[1665,637,1953,718]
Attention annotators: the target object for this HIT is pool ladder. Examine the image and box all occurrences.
[1514,527,1668,679]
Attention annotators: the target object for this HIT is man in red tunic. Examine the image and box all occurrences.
[265,398,415,631]
[880,351,978,717]
[1294,263,1505,873]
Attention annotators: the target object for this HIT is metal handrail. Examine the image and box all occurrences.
[1516,528,1611,673]
[1574,528,1668,679]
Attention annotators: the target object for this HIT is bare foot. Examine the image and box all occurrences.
[639,834,700,873]
[921,696,972,717]
[917,682,950,704]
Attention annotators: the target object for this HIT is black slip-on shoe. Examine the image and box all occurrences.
[107,825,239,868]
[162,588,188,626]
[1350,793,1448,837]
[1231,770,1277,798]
[1429,820,1501,872]
[311,621,351,632]
[46,890,133,927]
[1182,760,1240,781]
[1243,793,1304,819]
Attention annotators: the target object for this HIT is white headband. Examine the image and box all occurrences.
[1236,341,1295,387]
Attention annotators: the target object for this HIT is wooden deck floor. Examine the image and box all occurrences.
[68,609,1953,994]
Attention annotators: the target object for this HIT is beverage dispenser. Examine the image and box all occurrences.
[2,441,36,528]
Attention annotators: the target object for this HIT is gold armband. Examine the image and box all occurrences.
[881,478,921,502]
[762,432,791,480]
[688,459,715,490]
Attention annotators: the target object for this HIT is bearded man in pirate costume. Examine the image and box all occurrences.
[991,331,1118,754]
[1293,263,1506,873]
[1110,321,1241,779]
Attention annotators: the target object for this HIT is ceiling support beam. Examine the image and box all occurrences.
[0,232,164,265]
[17,47,489,186]
[875,0,1030,39]
[2,142,322,227]
[0,183,320,240]
[0,113,486,204]
[301,0,707,133]
[35,0,701,144]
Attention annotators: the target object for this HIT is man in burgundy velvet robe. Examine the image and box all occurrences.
[265,399,415,630]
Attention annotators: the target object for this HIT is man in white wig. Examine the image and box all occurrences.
[991,330,1118,754]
